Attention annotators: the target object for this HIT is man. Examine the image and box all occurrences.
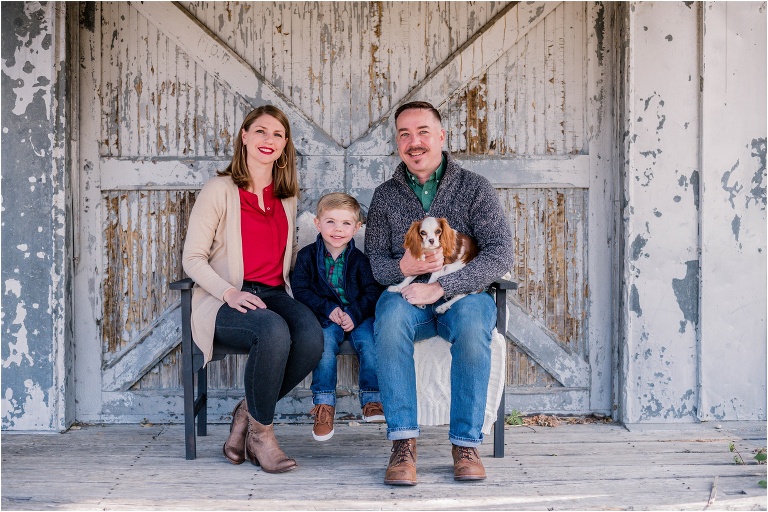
[365,101,514,485]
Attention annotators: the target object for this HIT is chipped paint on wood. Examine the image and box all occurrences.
[102,190,194,391]
[698,1,766,421]
[3,1,762,429]
[73,1,616,421]
[498,188,588,387]
[102,2,254,158]
[2,1,73,430]
[444,3,588,156]
[617,1,766,423]
[621,2,701,422]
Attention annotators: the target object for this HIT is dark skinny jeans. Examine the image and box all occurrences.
[214,282,323,424]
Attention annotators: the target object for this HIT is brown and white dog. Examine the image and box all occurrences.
[387,216,479,314]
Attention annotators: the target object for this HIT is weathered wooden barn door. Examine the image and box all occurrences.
[74,1,614,423]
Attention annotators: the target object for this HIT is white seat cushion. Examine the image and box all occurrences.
[414,329,506,434]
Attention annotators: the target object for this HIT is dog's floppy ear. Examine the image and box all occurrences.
[437,218,456,256]
[403,220,424,260]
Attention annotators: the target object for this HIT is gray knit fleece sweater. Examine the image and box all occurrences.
[365,151,514,298]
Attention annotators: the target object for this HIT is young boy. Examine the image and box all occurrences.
[292,193,385,441]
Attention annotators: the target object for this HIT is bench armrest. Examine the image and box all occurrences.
[170,277,195,290]
[491,277,517,290]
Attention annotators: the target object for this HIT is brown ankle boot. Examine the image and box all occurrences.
[451,444,486,481]
[245,415,297,473]
[384,438,417,486]
[223,399,248,464]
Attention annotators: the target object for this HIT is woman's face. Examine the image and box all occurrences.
[241,114,288,168]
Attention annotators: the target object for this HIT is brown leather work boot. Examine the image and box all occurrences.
[451,444,486,481]
[244,415,297,473]
[223,399,248,464]
[384,438,417,486]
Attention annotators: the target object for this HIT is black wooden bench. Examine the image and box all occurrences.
[170,277,516,460]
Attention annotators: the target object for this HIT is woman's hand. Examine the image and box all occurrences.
[223,288,266,313]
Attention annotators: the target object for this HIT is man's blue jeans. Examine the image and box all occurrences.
[311,317,381,408]
[374,291,495,447]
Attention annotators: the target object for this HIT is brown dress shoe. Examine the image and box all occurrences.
[384,438,417,486]
[452,444,486,481]
[223,399,248,464]
[245,415,297,473]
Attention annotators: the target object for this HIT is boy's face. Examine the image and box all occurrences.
[314,208,362,252]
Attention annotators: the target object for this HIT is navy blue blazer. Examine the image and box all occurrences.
[292,234,383,328]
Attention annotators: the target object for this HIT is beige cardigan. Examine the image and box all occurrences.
[182,175,298,365]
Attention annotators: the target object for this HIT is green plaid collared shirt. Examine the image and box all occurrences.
[324,248,349,306]
[406,155,446,212]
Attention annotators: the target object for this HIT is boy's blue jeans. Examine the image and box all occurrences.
[374,291,495,448]
[311,317,381,408]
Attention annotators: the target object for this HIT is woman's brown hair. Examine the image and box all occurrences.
[218,105,299,198]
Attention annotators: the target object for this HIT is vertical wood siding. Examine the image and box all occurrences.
[499,188,588,387]
[185,1,506,147]
[102,191,195,359]
[445,3,587,156]
[100,2,252,157]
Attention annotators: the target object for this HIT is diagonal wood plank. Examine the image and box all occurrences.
[503,297,590,388]
[348,1,559,154]
[129,1,342,156]
[102,303,181,392]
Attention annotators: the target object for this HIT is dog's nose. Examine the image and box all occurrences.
[428,238,435,245]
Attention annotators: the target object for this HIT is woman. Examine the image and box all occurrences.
[182,105,323,473]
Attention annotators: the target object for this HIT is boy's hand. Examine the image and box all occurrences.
[339,312,355,332]
[329,307,345,326]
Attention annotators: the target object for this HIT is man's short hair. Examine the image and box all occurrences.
[394,101,442,124]
[316,192,362,222]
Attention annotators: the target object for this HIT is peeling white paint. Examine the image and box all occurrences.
[699,2,767,421]
[4,3,53,118]
[2,380,51,430]
[622,2,701,422]
[5,278,22,297]
[4,303,33,368]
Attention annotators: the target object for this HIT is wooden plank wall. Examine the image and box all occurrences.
[95,1,592,395]
[444,2,586,156]
[499,188,588,387]
[186,1,506,148]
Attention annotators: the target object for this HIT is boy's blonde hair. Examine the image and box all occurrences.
[316,192,362,223]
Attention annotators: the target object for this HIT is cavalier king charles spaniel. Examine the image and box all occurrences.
[387,216,479,314]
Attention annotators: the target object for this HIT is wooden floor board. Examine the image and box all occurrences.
[2,422,765,510]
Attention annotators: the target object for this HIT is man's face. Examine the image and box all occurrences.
[395,108,446,182]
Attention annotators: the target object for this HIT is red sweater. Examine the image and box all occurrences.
[239,185,287,286]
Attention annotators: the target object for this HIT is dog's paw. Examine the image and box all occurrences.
[435,303,451,314]
[387,285,402,293]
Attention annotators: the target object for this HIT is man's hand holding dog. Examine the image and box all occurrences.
[400,248,444,277]
[398,248,445,306]
[400,282,444,306]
